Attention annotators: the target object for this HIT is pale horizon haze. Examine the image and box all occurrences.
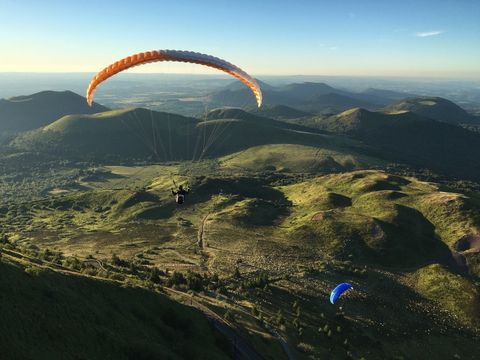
[1,0,479,79]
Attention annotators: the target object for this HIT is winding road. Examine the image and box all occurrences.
[165,287,265,360]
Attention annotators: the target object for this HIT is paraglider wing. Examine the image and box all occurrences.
[330,282,353,304]
[86,50,262,107]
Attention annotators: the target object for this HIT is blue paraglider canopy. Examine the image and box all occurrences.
[330,283,353,304]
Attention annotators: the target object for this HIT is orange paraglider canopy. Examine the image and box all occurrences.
[86,50,262,107]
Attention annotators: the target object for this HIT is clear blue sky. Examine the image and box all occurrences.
[1,0,479,78]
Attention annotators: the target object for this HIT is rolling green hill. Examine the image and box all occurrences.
[220,144,385,173]
[384,96,478,125]
[0,91,108,132]
[312,108,480,180]
[12,108,198,160]
[278,171,464,267]
[9,101,480,183]
[308,107,394,134]
[12,103,480,181]
[11,107,377,165]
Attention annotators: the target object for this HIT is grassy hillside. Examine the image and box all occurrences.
[0,257,229,360]
[0,91,108,132]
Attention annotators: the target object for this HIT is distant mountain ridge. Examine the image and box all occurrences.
[0,90,108,132]
[208,81,414,113]
[360,88,416,103]
[277,82,339,100]
[222,78,275,92]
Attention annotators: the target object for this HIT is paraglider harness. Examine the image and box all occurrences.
[171,180,190,205]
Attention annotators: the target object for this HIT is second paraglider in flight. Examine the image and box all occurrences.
[330,283,353,304]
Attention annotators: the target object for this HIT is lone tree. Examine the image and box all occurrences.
[276,310,285,325]
[233,267,241,279]
[148,267,163,284]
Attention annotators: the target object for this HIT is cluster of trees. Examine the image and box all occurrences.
[292,300,303,337]
[235,268,270,290]
[109,253,227,293]
[166,270,218,292]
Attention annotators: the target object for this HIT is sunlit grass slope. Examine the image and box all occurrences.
[220,143,385,173]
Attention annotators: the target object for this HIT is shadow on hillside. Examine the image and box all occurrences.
[190,176,291,203]
[0,260,229,360]
[357,205,455,271]
[118,189,160,210]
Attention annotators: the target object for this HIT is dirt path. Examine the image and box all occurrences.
[197,212,211,249]
[197,212,215,271]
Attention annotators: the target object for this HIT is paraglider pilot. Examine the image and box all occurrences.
[171,185,190,204]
